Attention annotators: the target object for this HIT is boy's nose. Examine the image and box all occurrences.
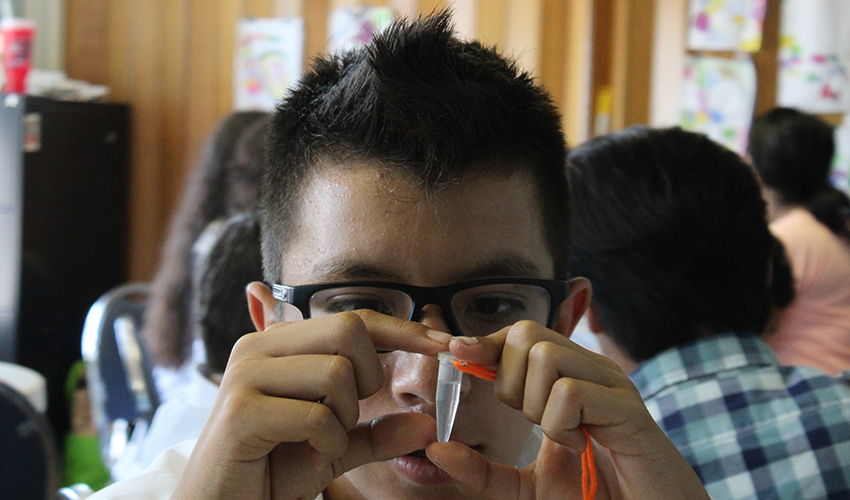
[390,304,470,411]
[417,303,453,335]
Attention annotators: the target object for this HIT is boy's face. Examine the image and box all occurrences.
[278,163,557,499]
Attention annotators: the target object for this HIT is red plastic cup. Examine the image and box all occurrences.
[1,18,35,94]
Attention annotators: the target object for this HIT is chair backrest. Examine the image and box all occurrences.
[0,382,60,500]
[80,283,159,468]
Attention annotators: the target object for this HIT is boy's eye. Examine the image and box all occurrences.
[316,295,395,316]
[465,296,527,320]
[309,287,413,319]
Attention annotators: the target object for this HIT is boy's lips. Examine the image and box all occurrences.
[392,452,453,485]
[391,443,482,486]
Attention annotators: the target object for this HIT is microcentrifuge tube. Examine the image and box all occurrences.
[436,352,463,443]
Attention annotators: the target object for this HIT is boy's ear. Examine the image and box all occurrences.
[553,277,592,336]
[246,281,278,331]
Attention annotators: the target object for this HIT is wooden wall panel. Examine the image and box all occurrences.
[610,0,655,130]
[301,0,329,65]
[65,0,661,281]
[752,0,780,117]
[63,0,109,85]
[159,0,188,221]
[477,0,508,47]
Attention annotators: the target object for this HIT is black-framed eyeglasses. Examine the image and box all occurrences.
[271,278,569,337]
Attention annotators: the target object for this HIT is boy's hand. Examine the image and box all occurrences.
[426,321,710,500]
[171,310,451,500]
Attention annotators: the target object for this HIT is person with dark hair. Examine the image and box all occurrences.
[143,111,269,371]
[568,125,850,500]
[195,212,262,376]
[88,12,710,500]
[118,212,263,478]
[748,107,850,374]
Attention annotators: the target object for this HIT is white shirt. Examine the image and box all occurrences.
[111,365,219,481]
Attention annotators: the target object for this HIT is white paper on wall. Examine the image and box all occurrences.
[680,54,757,156]
[327,6,395,54]
[233,17,305,111]
[777,0,850,114]
[686,0,767,53]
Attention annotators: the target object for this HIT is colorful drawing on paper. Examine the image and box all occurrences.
[777,0,850,113]
[327,6,395,54]
[234,17,304,111]
[680,55,757,155]
[686,0,767,52]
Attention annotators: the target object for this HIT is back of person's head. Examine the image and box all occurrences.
[568,126,775,362]
[261,10,570,283]
[195,212,262,375]
[183,111,270,239]
[749,107,850,240]
[226,115,272,216]
[144,111,269,367]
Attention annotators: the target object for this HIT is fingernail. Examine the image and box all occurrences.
[427,330,453,343]
[453,336,478,347]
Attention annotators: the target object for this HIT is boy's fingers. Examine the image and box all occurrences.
[426,441,533,500]
[231,313,383,396]
[538,378,653,457]
[427,439,598,500]
[354,308,453,353]
[448,328,510,366]
[233,311,451,398]
[323,412,436,474]
[522,342,624,424]
[450,321,625,411]
[220,395,350,463]
[228,354,361,431]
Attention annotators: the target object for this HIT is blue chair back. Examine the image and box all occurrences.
[80,283,159,467]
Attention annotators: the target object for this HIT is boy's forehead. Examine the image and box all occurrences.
[279,162,553,285]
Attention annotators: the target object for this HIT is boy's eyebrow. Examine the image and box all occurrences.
[306,255,545,284]
[454,256,545,281]
[309,260,404,282]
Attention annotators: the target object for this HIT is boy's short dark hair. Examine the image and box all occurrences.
[567,127,774,362]
[195,212,262,374]
[260,11,570,283]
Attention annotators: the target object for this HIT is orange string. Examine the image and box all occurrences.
[581,426,597,500]
[453,359,497,381]
[451,358,597,499]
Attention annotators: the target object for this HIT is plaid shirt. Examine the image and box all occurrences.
[631,332,850,499]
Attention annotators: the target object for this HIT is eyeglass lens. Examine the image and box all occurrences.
[307,284,551,336]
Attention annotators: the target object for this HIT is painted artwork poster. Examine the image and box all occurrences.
[680,54,757,155]
[686,0,767,52]
[778,0,850,114]
[234,17,304,111]
[327,6,395,54]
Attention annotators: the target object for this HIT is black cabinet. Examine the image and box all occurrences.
[0,94,130,435]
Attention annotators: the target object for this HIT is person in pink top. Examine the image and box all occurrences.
[748,107,850,374]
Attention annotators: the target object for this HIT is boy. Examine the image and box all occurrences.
[568,126,850,499]
[91,13,707,500]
